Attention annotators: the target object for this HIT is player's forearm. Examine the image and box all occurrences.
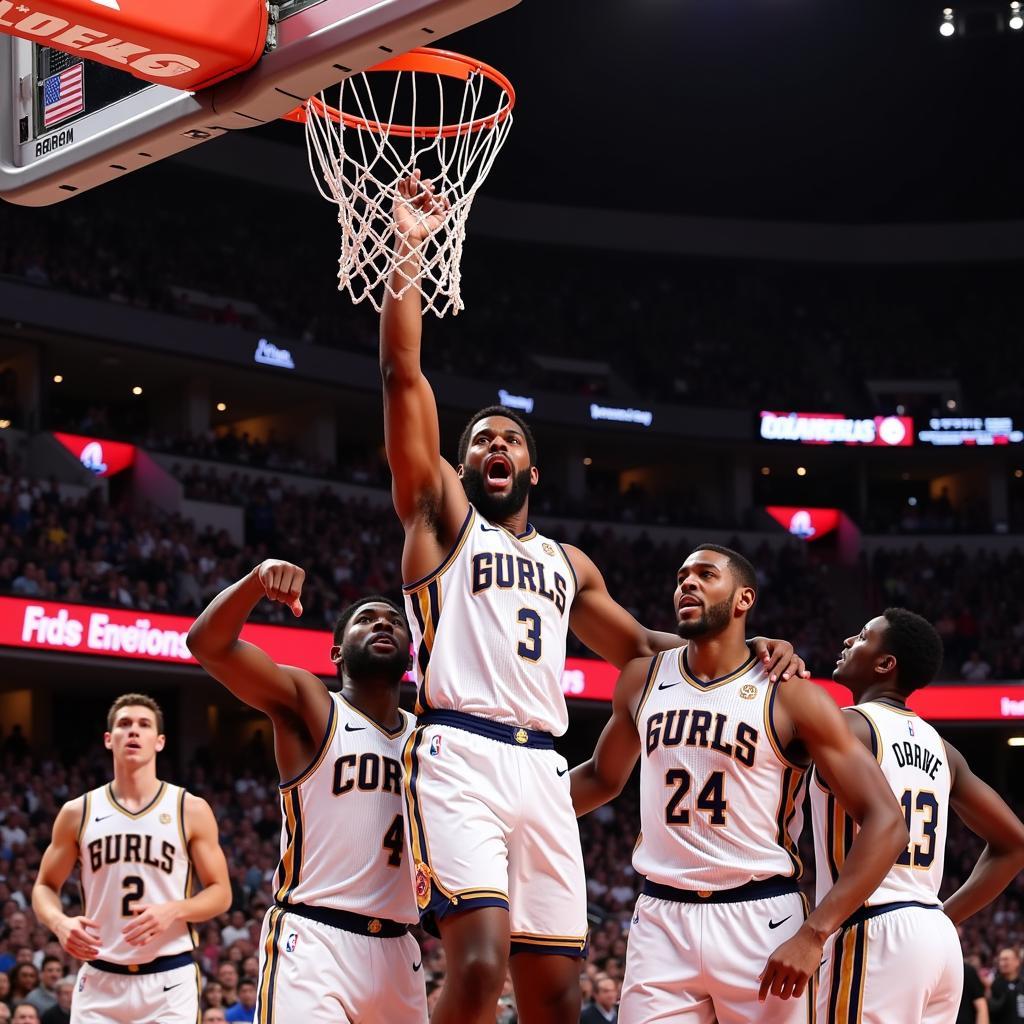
[805,802,908,938]
[380,249,424,381]
[569,761,622,817]
[175,881,231,924]
[639,629,683,659]
[943,845,1024,924]
[186,568,265,660]
[32,883,67,932]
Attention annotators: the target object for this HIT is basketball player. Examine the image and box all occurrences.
[571,545,911,1024]
[186,560,426,1023]
[812,608,1024,1023]
[32,693,231,1024]
[380,173,807,1024]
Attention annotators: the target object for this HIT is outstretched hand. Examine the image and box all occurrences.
[256,559,305,617]
[393,168,450,244]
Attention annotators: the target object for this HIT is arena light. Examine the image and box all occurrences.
[131,385,143,396]
[1009,736,1024,746]
[0,419,9,429]
[940,7,956,35]
[583,457,593,466]
[52,374,63,383]
[796,466,807,477]
[216,402,227,412]
[1011,1,1023,29]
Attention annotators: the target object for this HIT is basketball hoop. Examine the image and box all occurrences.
[285,48,515,318]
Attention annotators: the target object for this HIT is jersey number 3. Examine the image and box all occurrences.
[517,608,542,662]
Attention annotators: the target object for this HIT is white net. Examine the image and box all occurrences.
[300,52,514,318]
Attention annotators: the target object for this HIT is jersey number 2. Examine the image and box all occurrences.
[121,875,145,917]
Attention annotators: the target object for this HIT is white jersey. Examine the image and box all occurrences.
[78,781,195,964]
[274,692,418,924]
[403,505,577,735]
[633,648,808,890]
[811,698,950,907]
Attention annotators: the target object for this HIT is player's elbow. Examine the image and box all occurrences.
[876,796,910,854]
[379,355,420,390]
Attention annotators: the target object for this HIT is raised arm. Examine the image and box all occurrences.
[564,545,808,680]
[186,560,331,779]
[122,794,231,948]
[380,172,467,555]
[570,657,649,816]
[758,679,908,1003]
[941,740,1024,925]
[33,798,101,961]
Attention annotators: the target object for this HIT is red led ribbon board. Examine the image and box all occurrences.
[0,0,268,91]
[53,432,136,477]
[760,411,914,447]
[766,506,841,542]
[2,598,1020,720]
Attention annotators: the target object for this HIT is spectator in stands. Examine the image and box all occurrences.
[220,910,248,948]
[963,650,994,683]
[958,955,989,1024]
[202,1011,227,1024]
[217,961,239,1010]
[0,1004,9,1023]
[38,978,71,1024]
[23,957,60,1016]
[988,947,1024,1023]
[11,1005,39,1024]
[224,978,256,1022]
[7,964,37,1005]
[581,977,619,1023]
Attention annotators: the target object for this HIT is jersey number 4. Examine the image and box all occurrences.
[382,814,404,867]
[664,769,728,826]
[896,789,939,869]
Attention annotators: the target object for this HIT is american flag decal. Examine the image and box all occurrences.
[42,63,85,128]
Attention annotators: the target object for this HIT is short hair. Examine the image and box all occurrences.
[40,955,62,970]
[880,608,944,695]
[238,978,256,989]
[11,1004,40,1020]
[332,596,408,646]
[107,693,164,735]
[457,405,538,466]
[688,544,758,594]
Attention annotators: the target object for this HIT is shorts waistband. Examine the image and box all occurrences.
[276,900,409,937]
[842,900,942,928]
[90,951,195,975]
[418,709,555,749]
[642,875,801,905]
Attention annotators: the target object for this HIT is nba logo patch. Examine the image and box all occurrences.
[78,975,86,993]
[429,734,442,756]
[907,721,915,736]
[285,932,298,953]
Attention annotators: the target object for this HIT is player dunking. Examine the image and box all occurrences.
[380,173,806,1024]
[571,545,909,1024]
[187,561,427,1023]
[32,693,230,1024]
[813,608,1024,1024]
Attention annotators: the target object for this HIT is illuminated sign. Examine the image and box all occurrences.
[254,338,295,370]
[918,417,1024,446]
[53,432,135,477]
[760,412,913,447]
[498,389,535,414]
[766,506,841,541]
[590,403,654,428]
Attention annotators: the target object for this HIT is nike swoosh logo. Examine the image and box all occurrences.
[480,524,500,532]
[556,767,569,777]
[819,957,829,969]
[412,961,422,972]
[768,916,792,929]
[344,724,366,732]
[95,814,113,822]
[658,681,682,690]
[163,983,181,991]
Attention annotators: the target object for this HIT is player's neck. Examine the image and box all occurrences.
[340,679,404,732]
[684,633,751,683]
[488,505,529,536]
[110,763,161,808]
[857,683,907,706]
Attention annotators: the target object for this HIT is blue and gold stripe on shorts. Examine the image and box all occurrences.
[257,906,286,1024]
[826,920,868,1024]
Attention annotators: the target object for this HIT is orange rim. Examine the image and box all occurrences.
[283,47,515,139]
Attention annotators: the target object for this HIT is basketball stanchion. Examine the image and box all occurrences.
[285,48,515,318]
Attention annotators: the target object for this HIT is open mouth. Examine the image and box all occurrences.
[369,634,397,651]
[678,596,702,613]
[484,454,513,490]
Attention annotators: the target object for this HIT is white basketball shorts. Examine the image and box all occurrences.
[71,958,201,1024]
[817,902,962,1024]
[620,882,812,1024]
[403,713,588,956]
[254,903,427,1024]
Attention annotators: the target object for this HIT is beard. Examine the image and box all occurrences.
[676,594,736,639]
[338,639,410,684]
[461,466,533,522]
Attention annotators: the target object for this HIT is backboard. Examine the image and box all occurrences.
[0,0,519,206]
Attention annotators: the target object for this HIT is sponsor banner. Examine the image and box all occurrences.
[254,337,295,370]
[53,432,135,476]
[760,411,914,447]
[918,416,1024,446]
[3,598,1021,719]
[766,506,841,541]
